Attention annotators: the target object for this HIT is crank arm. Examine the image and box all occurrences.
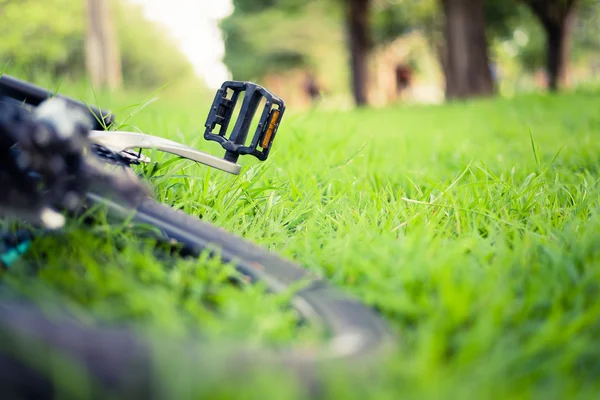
[89,130,241,175]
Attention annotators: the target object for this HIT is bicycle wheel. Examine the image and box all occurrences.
[0,78,393,397]
[96,193,392,358]
[0,192,393,398]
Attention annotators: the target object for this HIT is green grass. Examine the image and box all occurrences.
[2,86,600,398]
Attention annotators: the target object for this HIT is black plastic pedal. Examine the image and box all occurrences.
[204,81,285,163]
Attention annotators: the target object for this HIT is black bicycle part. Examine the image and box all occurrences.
[91,144,145,167]
[131,198,391,357]
[0,96,150,231]
[204,81,285,163]
[0,193,393,397]
[0,79,392,397]
[0,74,115,131]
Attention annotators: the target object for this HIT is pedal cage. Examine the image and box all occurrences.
[204,81,285,163]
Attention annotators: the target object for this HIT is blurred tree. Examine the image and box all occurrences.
[572,0,600,54]
[489,1,600,86]
[221,1,349,97]
[519,0,578,91]
[0,0,85,79]
[485,1,524,39]
[440,0,494,99]
[0,0,198,90]
[372,0,519,99]
[346,0,371,106]
[86,0,122,90]
[372,0,439,46]
[114,0,197,89]
[221,0,314,80]
[221,0,599,103]
[223,0,374,106]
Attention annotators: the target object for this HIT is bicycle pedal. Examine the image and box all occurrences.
[204,81,285,163]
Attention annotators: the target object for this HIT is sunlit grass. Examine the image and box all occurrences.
[3,84,600,398]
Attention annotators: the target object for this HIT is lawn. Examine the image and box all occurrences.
[3,85,600,399]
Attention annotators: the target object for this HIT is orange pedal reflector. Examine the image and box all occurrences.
[262,109,280,149]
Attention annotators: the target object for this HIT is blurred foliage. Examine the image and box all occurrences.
[231,0,306,14]
[221,0,349,91]
[497,6,546,72]
[0,0,86,78]
[372,0,520,47]
[0,0,199,90]
[372,0,440,46]
[569,0,600,61]
[222,0,521,82]
[222,0,600,89]
[494,0,600,72]
[114,1,196,88]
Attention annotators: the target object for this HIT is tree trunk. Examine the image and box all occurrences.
[520,0,576,92]
[346,0,370,106]
[86,0,122,91]
[544,20,571,91]
[441,0,494,100]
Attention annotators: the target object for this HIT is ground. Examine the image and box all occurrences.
[3,85,600,398]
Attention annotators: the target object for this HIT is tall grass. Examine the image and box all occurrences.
[2,82,600,398]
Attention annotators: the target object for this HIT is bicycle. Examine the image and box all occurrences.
[0,74,392,397]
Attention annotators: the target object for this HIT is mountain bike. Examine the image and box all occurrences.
[0,75,392,397]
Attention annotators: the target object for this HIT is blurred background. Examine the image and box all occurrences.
[0,0,599,109]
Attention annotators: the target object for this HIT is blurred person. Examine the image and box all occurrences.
[395,64,412,95]
[303,71,322,105]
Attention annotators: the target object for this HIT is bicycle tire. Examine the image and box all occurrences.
[0,78,393,396]
[120,195,391,357]
[0,193,393,398]
[95,194,394,360]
